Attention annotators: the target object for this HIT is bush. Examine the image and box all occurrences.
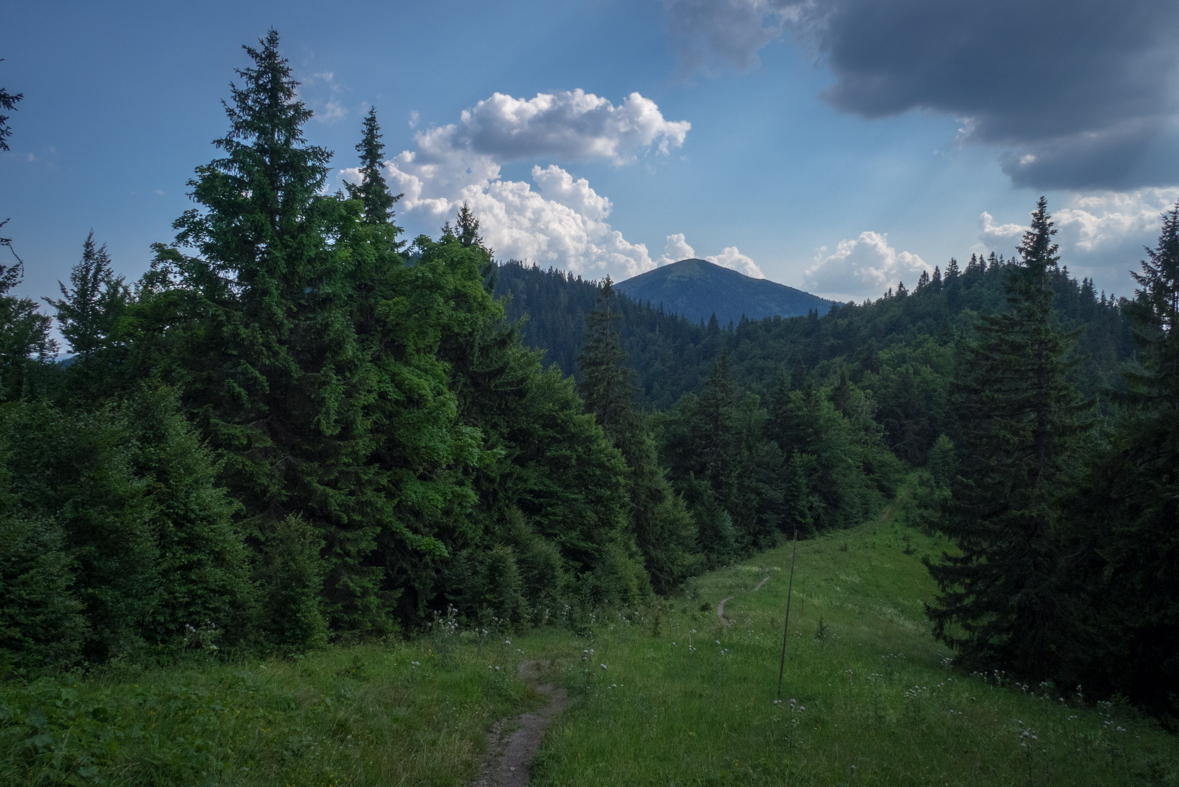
[124,386,255,655]
[0,515,87,675]
[254,515,328,654]
[0,401,156,663]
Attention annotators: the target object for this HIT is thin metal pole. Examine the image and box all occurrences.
[776,528,799,700]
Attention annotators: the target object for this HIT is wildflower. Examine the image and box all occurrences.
[600,663,607,671]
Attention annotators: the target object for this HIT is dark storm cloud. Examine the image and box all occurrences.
[999,120,1179,191]
[664,0,1179,189]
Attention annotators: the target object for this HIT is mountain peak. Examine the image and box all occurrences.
[616,258,833,324]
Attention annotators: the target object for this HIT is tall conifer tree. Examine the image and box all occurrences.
[578,277,699,592]
[577,276,636,434]
[1071,203,1179,705]
[345,107,403,240]
[163,30,384,638]
[925,197,1087,678]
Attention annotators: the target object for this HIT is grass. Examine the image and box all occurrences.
[4,500,1177,785]
[0,629,537,786]
[528,512,1179,786]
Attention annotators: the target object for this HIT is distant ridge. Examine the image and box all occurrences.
[615,258,834,326]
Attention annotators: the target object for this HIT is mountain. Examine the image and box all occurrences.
[614,258,835,325]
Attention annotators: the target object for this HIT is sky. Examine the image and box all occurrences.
[3,0,1179,309]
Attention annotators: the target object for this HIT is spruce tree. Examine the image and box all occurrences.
[345,107,403,238]
[442,202,494,289]
[454,202,485,251]
[577,276,636,434]
[1071,203,1179,706]
[925,197,1088,678]
[0,64,21,152]
[1124,202,1179,406]
[0,240,55,401]
[164,30,380,639]
[46,231,128,364]
[577,277,699,592]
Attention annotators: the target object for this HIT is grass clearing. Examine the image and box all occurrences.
[4,503,1177,785]
[530,514,1179,786]
[0,636,538,786]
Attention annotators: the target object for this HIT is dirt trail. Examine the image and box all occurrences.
[469,660,567,787]
[717,575,771,625]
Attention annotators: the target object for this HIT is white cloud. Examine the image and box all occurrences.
[976,189,1179,292]
[359,155,657,280]
[658,233,697,265]
[979,211,1026,247]
[531,165,612,222]
[1056,189,1179,254]
[655,233,765,277]
[408,110,420,129]
[318,100,347,123]
[409,90,689,165]
[803,231,930,300]
[708,246,764,278]
[343,90,693,281]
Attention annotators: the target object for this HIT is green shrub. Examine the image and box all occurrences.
[0,516,86,674]
[0,401,156,663]
[125,386,255,655]
[254,515,328,653]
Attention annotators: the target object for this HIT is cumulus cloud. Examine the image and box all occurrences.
[662,0,1179,189]
[803,231,930,300]
[659,233,697,265]
[709,246,764,278]
[411,90,689,165]
[979,211,1026,248]
[347,90,692,281]
[656,233,765,277]
[976,189,1179,290]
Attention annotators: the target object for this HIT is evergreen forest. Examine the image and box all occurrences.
[2,29,1178,756]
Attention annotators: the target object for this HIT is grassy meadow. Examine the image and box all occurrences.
[3,500,1177,786]
[527,513,1179,786]
[0,634,538,786]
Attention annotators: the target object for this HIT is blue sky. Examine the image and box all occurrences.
[4,0,1178,309]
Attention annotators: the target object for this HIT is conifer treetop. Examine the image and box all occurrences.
[346,107,402,229]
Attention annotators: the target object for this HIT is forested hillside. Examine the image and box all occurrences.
[2,29,1177,720]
